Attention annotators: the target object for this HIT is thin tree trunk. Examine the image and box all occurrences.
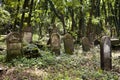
[20,0,29,33]
[77,0,85,43]
[102,0,107,26]
[47,0,66,34]
[68,7,76,32]
[13,0,20,31]
[28,0,34,26]
[87,0,94,37]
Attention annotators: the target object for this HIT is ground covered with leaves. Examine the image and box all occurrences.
[0,45,120,80]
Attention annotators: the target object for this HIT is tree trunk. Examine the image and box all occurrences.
[20,0,29,33]
[13,0,20,31]
[68,7,76,32]
[77,0,85,43]
[47,0,66,34]
[28,0,34,26]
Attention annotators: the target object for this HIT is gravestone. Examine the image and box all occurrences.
[47,24,59,45]
[6,32,22,61]
[63,33,74,54]
[50,33,60,55]
[23,27,32,43]
[82,37,91,52]
[100,36,112,70]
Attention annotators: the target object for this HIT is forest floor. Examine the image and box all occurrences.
[0,35,120,80]
[0,46,119,80]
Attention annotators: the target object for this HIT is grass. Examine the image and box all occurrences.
[0,48,119,80]
[0,34,119,80]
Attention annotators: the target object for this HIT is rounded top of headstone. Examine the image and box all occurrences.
[82,37,89,41]
[63,33,73,40]
[101,36,110,41]
[51,33,60,39]
[101,36,111,46]
[50,33,60,49]
[6,32,22,43]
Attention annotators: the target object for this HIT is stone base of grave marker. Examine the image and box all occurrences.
[82,37,91,52]
[63,33,74,54]
[23,27,32,43]
[100,36,112,70]
[6,32,22,61]
[50,33,60,55]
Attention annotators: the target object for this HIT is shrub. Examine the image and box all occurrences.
[23,44,41,58]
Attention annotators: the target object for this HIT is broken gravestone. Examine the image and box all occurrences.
[100,36,112,70]
[50,33,60,55]
[6,32,22,61]
[82,37,91,52]
[23,27,32,43]
[63,33,74,54]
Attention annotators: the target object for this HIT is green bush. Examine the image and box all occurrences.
[5,51,56,68]
[23,44,41,58]
[0,7,11,25]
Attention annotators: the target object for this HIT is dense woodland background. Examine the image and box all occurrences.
[0,0,120,39]
[0,0,120,80]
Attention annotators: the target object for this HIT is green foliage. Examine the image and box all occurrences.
[5,51,56,68]
[0,7,11,25]
[0,54,5,62]
[23,44,41,58]
[0,49,119,80]
[92,17,100,25]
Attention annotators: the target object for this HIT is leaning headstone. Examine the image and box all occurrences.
[63,33,74,54]
[6,32,22,61]
[100,36,112,70]
[50,33,60,55]
[23,27,32,43]
[82,37,91,52]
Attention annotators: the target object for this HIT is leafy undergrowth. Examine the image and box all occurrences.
[0,47,120,80]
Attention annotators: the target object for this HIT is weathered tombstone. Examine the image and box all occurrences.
[100,36,112,70]
[63,33,74,54]
[6,32,22,61]
[50,33,60,55]
[47,24,58,45]
[23,27,32,43]
[82,37,91,52]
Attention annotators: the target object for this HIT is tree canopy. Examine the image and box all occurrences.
[0,0,120,38]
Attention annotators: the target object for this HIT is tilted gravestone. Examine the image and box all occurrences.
[82,37,91,52]
[6,32,22,61]
[63,33,74,54]
[100,36,112,70]
[23,27,32,43]
[50,33,60,55]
